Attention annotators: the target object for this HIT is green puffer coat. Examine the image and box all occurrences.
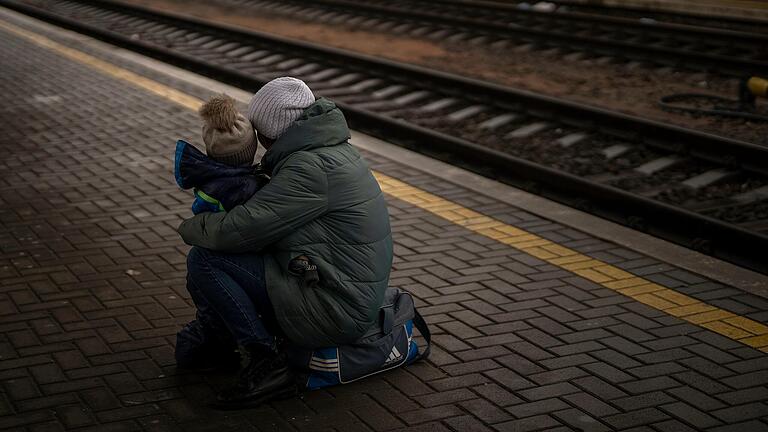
[177,98,393,348]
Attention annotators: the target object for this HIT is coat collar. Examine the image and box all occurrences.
[261,98,350,174]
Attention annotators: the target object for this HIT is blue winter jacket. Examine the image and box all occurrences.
[174,140,269,214]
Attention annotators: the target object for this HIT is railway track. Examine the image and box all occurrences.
[5,0,768,273]
[507,0,768,35]
[158,0,768,76]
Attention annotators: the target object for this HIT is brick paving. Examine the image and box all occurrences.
[1,18,768,432]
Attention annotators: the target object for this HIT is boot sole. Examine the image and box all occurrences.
[212,384,298,410]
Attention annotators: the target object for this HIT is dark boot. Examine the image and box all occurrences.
[175,319,240,372]
[214,342,297,409]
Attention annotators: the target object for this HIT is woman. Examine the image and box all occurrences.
[177,77,393,408]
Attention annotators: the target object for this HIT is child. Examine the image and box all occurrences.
[174,94,268,214]
[173,94,269,370]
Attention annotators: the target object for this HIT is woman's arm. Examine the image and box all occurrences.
[177,153,328,252]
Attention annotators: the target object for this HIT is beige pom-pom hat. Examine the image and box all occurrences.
[199,94,257,166]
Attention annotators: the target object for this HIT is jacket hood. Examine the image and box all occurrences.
[174,140,267,211]
[262,98,350,174]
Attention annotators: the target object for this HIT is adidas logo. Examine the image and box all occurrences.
[384,345,403,365]
[309,355,339,372]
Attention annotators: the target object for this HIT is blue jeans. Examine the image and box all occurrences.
[186,247,279,347]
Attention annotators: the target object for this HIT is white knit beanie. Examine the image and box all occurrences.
[247,77,316,140]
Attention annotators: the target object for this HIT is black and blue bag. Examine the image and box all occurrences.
[286,288,431,390]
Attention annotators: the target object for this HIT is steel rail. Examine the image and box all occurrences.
[484,0,768,34]
[229,0,768,75]
[21,0,768,173]
[346,0,767,42]
[5,0,767,273]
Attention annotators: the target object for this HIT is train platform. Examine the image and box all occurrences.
[1,7,767,432]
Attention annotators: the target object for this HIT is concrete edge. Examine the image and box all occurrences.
[350,132,767,294]
[3,6,766,295]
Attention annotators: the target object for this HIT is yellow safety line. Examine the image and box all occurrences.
[3,19,767,353]
[373,175,768,353]
[0,20,202,111]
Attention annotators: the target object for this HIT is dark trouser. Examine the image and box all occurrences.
[186,247,280,348]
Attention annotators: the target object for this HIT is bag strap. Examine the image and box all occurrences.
[411,309,431,362]
[380,304,394,334]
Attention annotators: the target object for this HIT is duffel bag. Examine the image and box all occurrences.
[286,287,431,390]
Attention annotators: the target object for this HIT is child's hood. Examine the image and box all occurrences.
[174,140,268,210]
